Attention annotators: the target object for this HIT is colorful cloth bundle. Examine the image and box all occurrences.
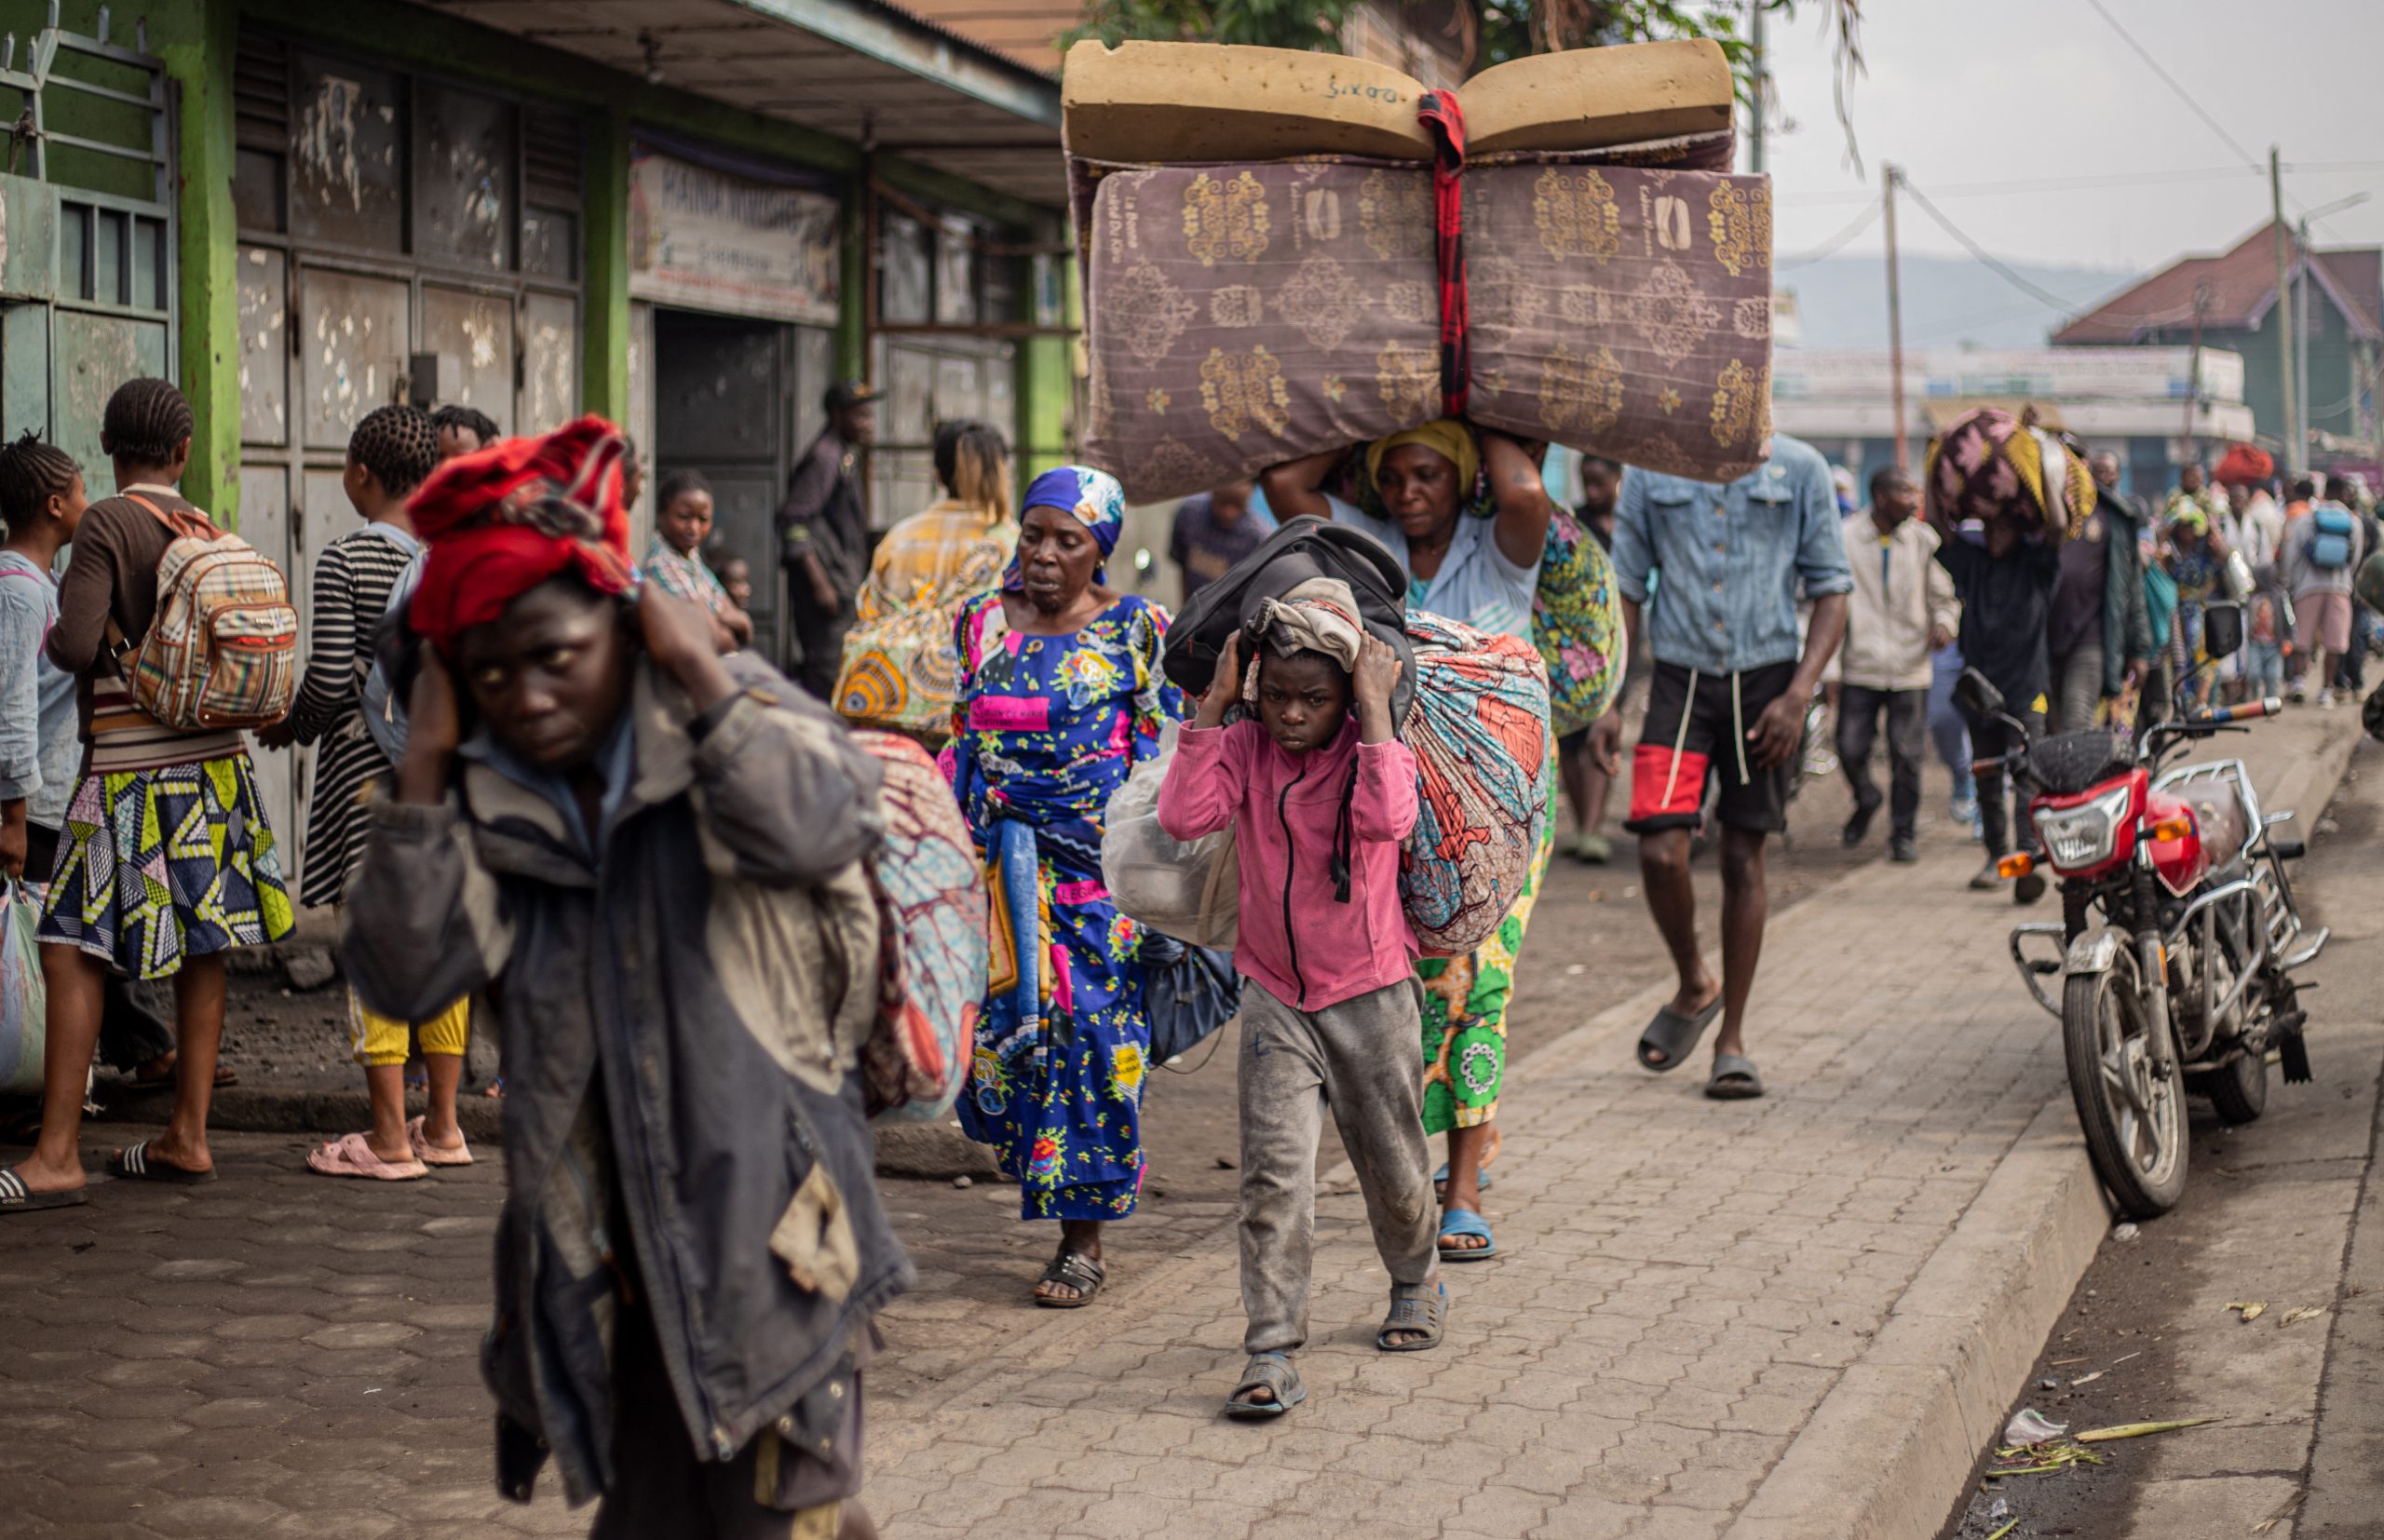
[1534,507,1627,736]
[1399,611,1553,954]
[836,594,974,743]
[1925,407,2096,536]
[853,730,988,1122]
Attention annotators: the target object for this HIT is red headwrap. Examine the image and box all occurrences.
[405,415,637,650]
[2213,443,2274,488]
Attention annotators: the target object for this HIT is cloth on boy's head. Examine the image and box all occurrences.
[406,415,635,650]
[1008,465,1126,588]
[2171,505,2209,534]
[2214,443,2274,488]
[1253,577,1365,680]
[1925,407,2094,535]
[1365,419,1479,496]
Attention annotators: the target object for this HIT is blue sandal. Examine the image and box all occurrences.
[1437,1208,1498,1262]
[1431,1162,1495,1195]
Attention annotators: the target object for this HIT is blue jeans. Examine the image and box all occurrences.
[1928,646,1974,798]
[2244,640,2285,697]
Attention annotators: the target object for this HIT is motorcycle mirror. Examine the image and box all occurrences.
[2202,600,2244,660]
[1953,667,2006,719]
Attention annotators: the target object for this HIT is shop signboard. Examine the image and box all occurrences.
[628,143,840,324]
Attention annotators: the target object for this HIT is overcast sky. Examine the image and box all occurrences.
[1755,0,2384,283]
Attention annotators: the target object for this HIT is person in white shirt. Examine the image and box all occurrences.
[1834,467,1957,862]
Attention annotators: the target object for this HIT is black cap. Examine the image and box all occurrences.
[824,381,879,415]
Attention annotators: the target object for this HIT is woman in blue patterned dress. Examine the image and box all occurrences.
[950,466,1183,1306]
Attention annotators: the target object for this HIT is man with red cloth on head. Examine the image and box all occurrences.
[342,416,907,1539]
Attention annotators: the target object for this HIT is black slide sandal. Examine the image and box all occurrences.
[1637,996,1723,1073]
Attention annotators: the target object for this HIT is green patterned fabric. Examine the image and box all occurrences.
[36,753,294,979]
[1418,782,1555,1134]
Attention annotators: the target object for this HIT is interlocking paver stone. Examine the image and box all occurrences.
[0,725,2337,1535]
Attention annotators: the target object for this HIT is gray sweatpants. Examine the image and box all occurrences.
[1239,977,1440,1355]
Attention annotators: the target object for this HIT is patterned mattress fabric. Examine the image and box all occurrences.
[853,730,989,1123]
[1077,155,1773,504]
[1399,611,1553,955]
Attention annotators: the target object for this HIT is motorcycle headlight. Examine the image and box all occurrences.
[2035,784,2132,871]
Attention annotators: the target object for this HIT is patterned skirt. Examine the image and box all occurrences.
[1418,778,1557,1134]
[38,753,296,979]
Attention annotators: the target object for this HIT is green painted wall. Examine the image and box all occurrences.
[1,0,245,521]
[5,0,1069,521]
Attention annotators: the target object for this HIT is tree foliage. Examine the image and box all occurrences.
[1063,0,1371,53]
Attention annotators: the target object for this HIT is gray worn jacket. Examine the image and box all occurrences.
[342,652,908,1506]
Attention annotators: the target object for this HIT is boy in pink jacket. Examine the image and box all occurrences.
[1158,581,1444,1420]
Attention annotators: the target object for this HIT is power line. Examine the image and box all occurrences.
[1895,179,2110,316]
[2080,0,2264,174]
[1779,202,1881,268]
[1779,160,2384,208]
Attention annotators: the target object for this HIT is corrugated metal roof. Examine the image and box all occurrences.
[2055,222,2382,345]
[880,0,1077,75]
[428,0,1066,208]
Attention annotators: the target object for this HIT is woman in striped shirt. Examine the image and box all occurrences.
[265,406,476,1182]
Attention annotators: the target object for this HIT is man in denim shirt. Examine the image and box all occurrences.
[1593,435,1852,1100]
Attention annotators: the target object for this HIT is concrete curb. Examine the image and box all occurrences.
[1726,1099,2112,1540]
[1726,706,2366,1540]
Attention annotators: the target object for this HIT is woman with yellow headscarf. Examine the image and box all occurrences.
[1264,422,1554,1264]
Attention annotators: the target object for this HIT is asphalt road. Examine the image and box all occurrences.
[1942,733,2384,1540]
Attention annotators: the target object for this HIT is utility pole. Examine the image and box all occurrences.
[2182,281,2210,467]
[2271,146,2299,476]
[1884,163,1907,470]
[2296,214,2312,464]
[1748,1,1768,175]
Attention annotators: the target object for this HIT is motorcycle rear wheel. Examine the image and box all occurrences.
[2192,1042,2269,1125]
[2065,955,2189,1219]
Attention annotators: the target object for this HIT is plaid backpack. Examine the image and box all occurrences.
[109,493,299,731]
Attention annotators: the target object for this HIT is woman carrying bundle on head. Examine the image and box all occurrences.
[1265,420,1555,1266]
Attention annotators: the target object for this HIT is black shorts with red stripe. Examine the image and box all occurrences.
[1624,660,1800,836]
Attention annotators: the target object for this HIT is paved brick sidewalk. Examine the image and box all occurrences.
[857,717,2355,1540]
[0,1137,577,1538]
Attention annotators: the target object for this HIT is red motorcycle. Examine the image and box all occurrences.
[1960,671,2329,1218]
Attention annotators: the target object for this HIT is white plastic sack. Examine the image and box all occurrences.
[0,879,47,1096]
[1101,720,1239,951]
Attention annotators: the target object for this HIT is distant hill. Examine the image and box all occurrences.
[1782,253,2142,352]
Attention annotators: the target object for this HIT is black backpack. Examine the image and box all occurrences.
[1162,516,1417,723]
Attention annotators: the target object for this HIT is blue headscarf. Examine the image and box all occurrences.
[1006,465,1127,590]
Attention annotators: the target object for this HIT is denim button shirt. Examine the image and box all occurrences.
[1611,434,1854,675]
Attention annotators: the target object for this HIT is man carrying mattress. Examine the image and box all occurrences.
[1593,435,1852,1099]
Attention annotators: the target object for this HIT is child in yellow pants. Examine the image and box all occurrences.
[304,992,473,1180]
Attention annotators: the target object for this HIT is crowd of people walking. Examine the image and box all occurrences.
[3,371,2377,1534]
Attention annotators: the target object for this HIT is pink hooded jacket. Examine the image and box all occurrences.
[1158,717,1418,1011]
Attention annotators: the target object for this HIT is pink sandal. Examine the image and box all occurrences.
[305,1131,428,1182]
[407,1116,473,1168]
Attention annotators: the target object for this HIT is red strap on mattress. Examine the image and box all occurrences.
[1416,91,1470,420]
